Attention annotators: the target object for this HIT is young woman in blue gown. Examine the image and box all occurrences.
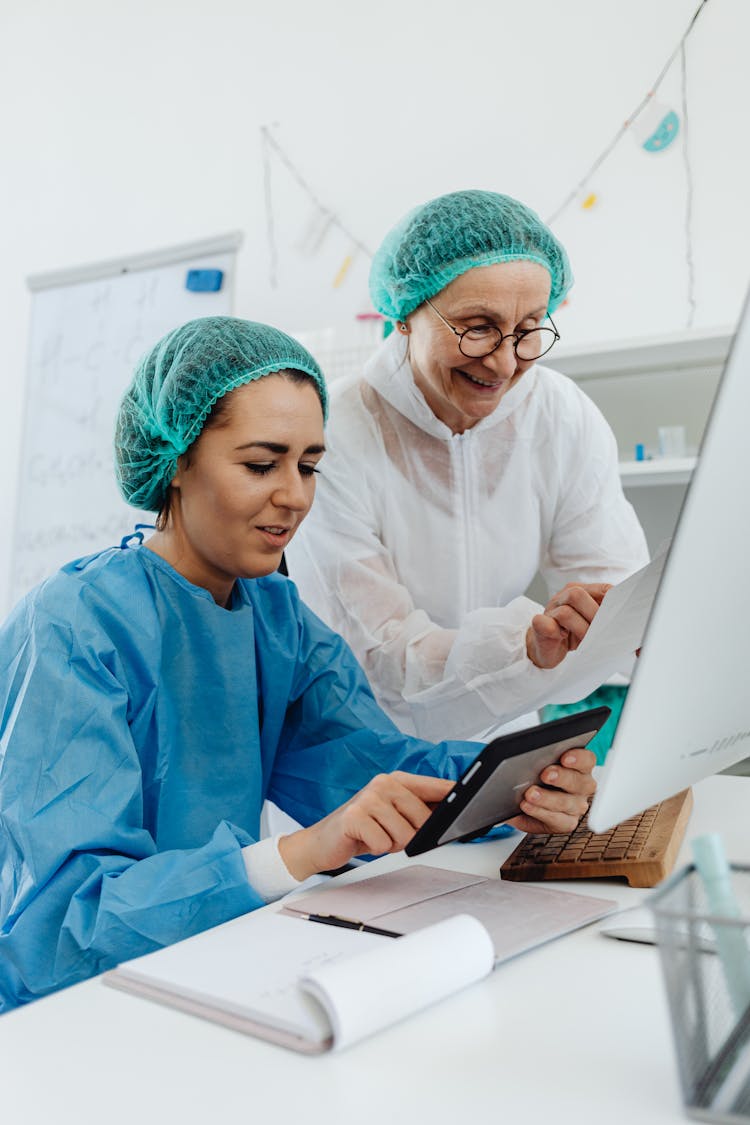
[0,317,595,1010]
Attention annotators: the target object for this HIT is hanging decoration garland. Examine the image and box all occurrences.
[546,0,709,226]
[261,125,371,291]
[680,41,697,328]
[261,0,710,319]
[545,0,707,326]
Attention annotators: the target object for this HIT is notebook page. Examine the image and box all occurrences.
[378,879,616,961]
[110,910,389,1044]
[284,865,615,963]
[300,913,494,1050]
[284,864,485,923]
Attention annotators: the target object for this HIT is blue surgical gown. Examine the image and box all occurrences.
[0,541,480,1011]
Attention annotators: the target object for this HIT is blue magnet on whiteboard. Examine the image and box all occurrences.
[185,269,224,292]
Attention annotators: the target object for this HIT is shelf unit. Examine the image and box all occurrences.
[618,456,697,488]
[552,326,732,468]
[553,327,733,553]
[551,327,732,381]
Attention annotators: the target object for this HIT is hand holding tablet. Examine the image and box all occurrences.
[406,707,610,857]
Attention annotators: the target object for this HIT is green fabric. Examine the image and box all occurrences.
[542,684,630,765]
[115,316,328,513]
[369,189,573,322]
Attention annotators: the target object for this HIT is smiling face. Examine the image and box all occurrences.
[148,373,325,605]
[403,261,552,434]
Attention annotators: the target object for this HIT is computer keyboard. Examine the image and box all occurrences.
[500,789,693,888]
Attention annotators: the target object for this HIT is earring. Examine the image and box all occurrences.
[398,322,408,333]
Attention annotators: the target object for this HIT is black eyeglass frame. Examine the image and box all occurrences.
[424,297,561,361]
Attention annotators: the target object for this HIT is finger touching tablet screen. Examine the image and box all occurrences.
[405,706,611,857]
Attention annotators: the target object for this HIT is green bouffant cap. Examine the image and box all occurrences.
[369,189,573,321]
[115,316,328,513]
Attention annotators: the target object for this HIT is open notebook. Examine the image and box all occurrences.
[105,864,615,1054]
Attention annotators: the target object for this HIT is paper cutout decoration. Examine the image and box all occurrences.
[332,251,356,289]
[632,97,680,152]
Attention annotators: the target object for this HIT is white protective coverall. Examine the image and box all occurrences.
[287,332,649,742]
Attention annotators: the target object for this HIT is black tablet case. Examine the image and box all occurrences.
[405,706,611,857]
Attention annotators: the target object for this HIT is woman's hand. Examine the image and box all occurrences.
[278,749,597,882]
[507,748,597,834]
[278,772,454,882]
[526,582,612,669]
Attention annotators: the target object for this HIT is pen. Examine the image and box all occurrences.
[302,912,401,939]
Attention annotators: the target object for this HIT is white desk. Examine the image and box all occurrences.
[2,775,747,1125]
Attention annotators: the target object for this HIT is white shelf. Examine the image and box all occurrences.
[553,327,733,382]
[619,456,697,487]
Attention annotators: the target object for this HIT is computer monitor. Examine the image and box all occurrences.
[588,289,750,833]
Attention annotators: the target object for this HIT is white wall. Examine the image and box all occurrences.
[1,0,748,610]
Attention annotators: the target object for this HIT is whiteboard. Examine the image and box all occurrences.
[10,233,241,608]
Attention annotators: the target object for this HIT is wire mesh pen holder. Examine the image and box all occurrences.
[650,864,750,1123]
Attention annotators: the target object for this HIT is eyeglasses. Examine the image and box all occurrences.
[425,298,560,361]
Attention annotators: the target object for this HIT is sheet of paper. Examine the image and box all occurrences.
[542,544,670,706]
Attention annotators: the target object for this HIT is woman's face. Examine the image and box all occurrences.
[164,374,325,604]
[404,261,552,434]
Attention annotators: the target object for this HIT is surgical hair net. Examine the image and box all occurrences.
[369,189,573,321]
[115,316,328,513]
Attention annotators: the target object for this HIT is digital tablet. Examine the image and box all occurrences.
[405,706,611,857]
